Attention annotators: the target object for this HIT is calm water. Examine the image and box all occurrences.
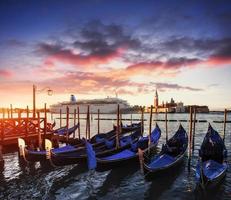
[0,113,231,200]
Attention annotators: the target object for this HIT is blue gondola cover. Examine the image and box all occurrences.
[85,140,96,170]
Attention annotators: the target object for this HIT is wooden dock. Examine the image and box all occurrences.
[0,117,52,151]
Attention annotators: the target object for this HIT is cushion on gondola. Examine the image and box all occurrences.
[95,136,105,143]
[130,136,148,152]
[105,139,115,149]
[52,145,76,153]
[202,160,227,180]
[100,149,136,161]
[148,154,176,169]
[131,142,138,152]
[55,128,68,135]
[28,145,76,155]
[120,136,132,147]
[28,150,46,155]
[150,127,161,143]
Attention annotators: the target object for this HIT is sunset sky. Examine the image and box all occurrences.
[0,0,231,110]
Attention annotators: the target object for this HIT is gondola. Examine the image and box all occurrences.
[20,126,140,165]
[57,122,141,146]
[143,124,188,178]
[96,123,161,171]
[195,124,228,189]
[21,123,141,162]
[50,128,142,166]
[53,124,79,136]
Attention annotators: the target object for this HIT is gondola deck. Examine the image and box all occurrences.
[195,124,228,189]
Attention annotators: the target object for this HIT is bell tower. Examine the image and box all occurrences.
[154,90,158,111]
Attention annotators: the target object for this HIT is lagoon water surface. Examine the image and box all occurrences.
[0,113,231,200]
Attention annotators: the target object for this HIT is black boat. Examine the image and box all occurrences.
[195,124,228,189]
[53,124,79,136]
[143,124,188,178]
[57,122,141,145]
[96,123,161,171]
[21,123,141,162]
[50,129,142,166]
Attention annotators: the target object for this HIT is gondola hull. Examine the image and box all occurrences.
[196,160,228,189]
[96,124,161,171]
[51,143,134,167]
[143,124,188,180]
[144,151,186,179]
[96,152,139,171]
[195,124,228,190]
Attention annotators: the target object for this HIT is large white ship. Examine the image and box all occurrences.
[49,95,131,114]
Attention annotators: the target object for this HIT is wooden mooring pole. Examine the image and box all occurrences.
[192,107,197,152]
[88,106,90,140]
[44,103,47,149]
[188,106,193,170]
[141,106,144,136]
[7,108,10,119]
[85,106,90,139]
[116,104,120,149]
[77,107,80,139]
[223,109,227,141]
[37,111,42,149]
[10,104,13,118]
[73,108,76,138]
[2,109,5,119]
[66,106,69,129]
[59,109,62,128]
[66,106,69,140]
[149,105,153,146]
[165,109,168,143]
[25,106,29,139]
[97,109,100,134]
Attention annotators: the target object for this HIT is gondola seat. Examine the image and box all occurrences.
[148,154,176,169]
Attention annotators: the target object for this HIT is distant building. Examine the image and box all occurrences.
[184,105,209,113]
[151,90,182,113]
[175,102,185,113]
[147,90,209,113]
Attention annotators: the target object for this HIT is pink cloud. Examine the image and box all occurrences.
[43,47,126,69]
[0,69,13,78]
